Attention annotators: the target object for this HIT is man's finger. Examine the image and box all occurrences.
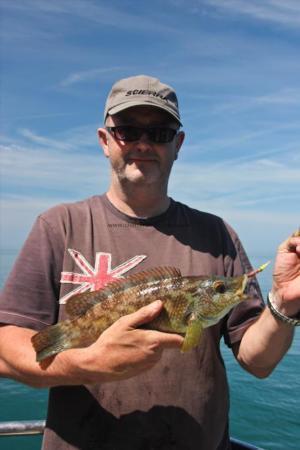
[278,230,300,253]
[148,330,184,349]
[120,301,164,328]
[114,302,184,348]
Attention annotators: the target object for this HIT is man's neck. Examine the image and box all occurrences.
[106,186,170,218]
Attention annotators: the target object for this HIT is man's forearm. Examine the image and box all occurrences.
[0,303,184,388]
[0,325,93,387]
[235,307,294,378]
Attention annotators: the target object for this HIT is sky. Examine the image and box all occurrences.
[1,0,300,261]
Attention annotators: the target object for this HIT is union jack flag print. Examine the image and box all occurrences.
[59,249,146,304]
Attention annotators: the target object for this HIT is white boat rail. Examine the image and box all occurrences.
[0,420,264,448]
[0,420,45,436]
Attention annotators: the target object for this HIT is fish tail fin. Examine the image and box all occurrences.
[31,321,75,362]
[181,321,203,352]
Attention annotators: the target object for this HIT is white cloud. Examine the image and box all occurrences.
[0,131,288,200]
[0,195,67,248]
[1,0,180,35]
[0,129,110,249]
[1,125,299,256]
[206,0,300,27]
[166,0,300,27]
[17,124,100,151]
[19,129,74,151]
[0,126,110,207]
[60,67,130,87]
[170,158,300,203]
[183,121,300,163]
[2,126,298,208]
[212,88,300,115]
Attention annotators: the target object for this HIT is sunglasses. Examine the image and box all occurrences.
[106,126,178,144]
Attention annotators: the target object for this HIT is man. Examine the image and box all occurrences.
[0,75,299,450]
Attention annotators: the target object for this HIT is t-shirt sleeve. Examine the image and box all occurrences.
[0,215,64,331]
[222,227,265,347]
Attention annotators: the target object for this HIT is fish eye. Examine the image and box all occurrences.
[213,281,226,294]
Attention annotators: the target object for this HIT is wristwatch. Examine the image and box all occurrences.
[267,292,300,326]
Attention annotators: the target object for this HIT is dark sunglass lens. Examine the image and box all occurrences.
[150,128,177,143]
[109,126,177,143]
[113,126,139,141]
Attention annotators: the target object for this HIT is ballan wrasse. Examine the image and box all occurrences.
[32,264,268,362]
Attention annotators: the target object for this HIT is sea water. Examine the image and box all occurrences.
[0,250,299,450]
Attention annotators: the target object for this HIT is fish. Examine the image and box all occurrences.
[31,263,269,362]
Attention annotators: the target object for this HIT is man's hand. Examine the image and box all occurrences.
[0,301,184,388]
[271,230,300,317]
[234,230,299,378]
[66,300,184,383]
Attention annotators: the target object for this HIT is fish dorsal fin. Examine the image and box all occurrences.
[99,266,182,295]
[112,266,181,287]
[65,266,181,318]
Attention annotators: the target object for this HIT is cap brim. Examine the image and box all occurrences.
[107,100,182,126]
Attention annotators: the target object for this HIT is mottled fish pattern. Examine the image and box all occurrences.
[31,265,264,362]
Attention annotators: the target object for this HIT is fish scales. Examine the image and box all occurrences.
[31,265,264,362]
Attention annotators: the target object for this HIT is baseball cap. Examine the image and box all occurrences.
[104,75,182,125]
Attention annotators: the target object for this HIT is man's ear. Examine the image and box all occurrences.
[175,131,185,160]
[97,128,110,158]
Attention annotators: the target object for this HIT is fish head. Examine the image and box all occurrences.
[192,274,248,326]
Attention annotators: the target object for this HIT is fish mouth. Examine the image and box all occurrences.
[235,274,248,300]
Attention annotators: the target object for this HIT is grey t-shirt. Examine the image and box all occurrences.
[0,195,264,450]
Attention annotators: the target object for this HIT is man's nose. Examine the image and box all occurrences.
[135,131,153,150]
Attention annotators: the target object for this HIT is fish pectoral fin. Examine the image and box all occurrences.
[181,321,203,353]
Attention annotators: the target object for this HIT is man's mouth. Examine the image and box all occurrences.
[128,157,157,163]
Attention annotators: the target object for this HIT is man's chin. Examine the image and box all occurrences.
[124,167,160,185]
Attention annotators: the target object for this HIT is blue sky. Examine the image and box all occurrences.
[1,0,300,260]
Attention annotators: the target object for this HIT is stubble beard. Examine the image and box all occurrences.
[111,160,171,193]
